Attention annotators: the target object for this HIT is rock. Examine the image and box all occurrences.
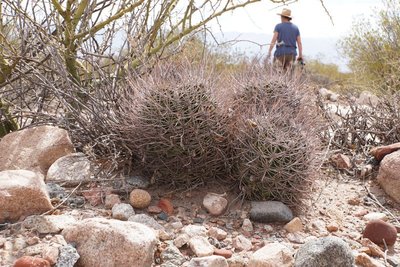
[356,91,379,107]
[13,256,51,267]
[203,193,228,216]
[355,253,386,267]
[284,217,303,233]
[112,203,135,221]
[363,212,387,222]
[129,189,151,209]
[161,244,185,266]
[326,222,339,232]
[189,236,215,257]
[214,248,233,259]
[0,170,53,223]
[158,211,169,221]
[360,238,385,258]
[125,175,150,189]
[104,194,121,209]
[248,242,294,267]
[174,234,190,248]
[158,198,174,215]
[42,245,59,265]
[81,187,103,206]
[188,255,228,267]
[370,142,400,162]
[181,225,207,238]
[46,153,91,185]
[128,214,164,230]
[331,153,352,169]
[242,219,253,232]
[208,227,228,241]
[62,218,157,267]
[228,253,249,267]
[294,237,354,267]
[55,244,80,267]
[250,201,293,223]
[319,88,338,101]
[233,235,252,252]
[360,165,373,178]
[23,215,76,234]
[46,183,67,200]
[363,219,397,246]
[329,93,339,102]
[263,225,274,233]
[376,150,400,203]
[148,205,162,214]
[0,126,74,174]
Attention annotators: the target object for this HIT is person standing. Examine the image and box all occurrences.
[267,8,303,71]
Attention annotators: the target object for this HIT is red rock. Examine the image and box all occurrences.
[370,142,400,161]
[214,248,233,258]
[13,256,51,267]
[331,153,352,169]
[157,198,174,215]
[363,220,397,246]
[82,188,103,206]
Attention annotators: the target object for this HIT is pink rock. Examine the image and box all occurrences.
[370,142,400,162]
[377,150,400,203]
[214,248,233,259]
[148,205,162,214]
[363,220,397,246]
[203,193,228,216]
[0,126,74,174]
[13,256,50,267]
[0,170,53,223]
[105,194,121,209]
[82,188,103,206]
[331,153,352,169]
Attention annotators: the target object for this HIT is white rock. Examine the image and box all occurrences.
[174,234,190,248]
[0,170,53,223]
[233,235,252,252]
[189,236,215,257]
[0,126,74,174]
[23,215,76,234]
[62,218,158,267]
[242,219,254,232]
[188,255,228,267]
[248,242,294,267]
[363,212,387,222]
[208,227,228,241]
[181,225,207,238]
[203,193,228,216]
[46,153,91,185]
[112,203,135,221]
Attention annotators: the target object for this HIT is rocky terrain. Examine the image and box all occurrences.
[0,93,400,267]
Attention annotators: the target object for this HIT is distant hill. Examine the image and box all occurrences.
[209,32,349,72]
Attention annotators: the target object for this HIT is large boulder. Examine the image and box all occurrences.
[294,237,354,267]
[46,153,91,185]
[377,150,400,203]
[0,126,74,174]
[62,218,158,267]
[0,170,53,223]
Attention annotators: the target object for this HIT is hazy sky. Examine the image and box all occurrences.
[211,0,383,38]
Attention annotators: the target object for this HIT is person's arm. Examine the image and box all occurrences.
[267,31,279,59]
[296,35,303,60]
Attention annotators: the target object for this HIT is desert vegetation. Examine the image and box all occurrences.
[0,0,399,209]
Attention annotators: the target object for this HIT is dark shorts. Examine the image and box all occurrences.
[274,54,295,70]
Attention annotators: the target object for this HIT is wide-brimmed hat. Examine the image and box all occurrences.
[277,8,292,19]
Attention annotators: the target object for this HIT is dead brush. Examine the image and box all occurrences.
[228,67,320,207]
[117,63,233,187]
